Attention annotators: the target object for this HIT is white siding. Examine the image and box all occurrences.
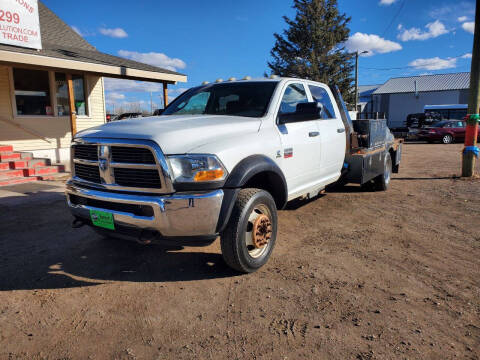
[77,75,106,132]
[0,65,106,164]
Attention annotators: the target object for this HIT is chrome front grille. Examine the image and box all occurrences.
[113,168,161,188]
[71,139,172,194]
[111,146,155,164]
[73,144,98,161]
[74,163,101,183]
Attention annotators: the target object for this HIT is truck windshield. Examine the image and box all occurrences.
[162,82,278,118]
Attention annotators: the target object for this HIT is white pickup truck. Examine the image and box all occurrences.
[66,78,402,273]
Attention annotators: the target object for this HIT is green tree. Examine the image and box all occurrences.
[267,0,354,103]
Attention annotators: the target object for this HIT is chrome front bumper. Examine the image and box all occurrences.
[65,181,224,237]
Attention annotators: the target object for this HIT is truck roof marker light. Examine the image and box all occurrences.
[202,81,209,85]
[215,78,223,83]
[228,77,236,81]
[243,76,251,80]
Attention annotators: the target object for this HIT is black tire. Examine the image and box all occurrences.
[442,134,453,144]
[220,188,277,273]
[373,152,392,191]
[361,181,376,192]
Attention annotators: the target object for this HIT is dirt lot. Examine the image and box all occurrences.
[0,143,479,360]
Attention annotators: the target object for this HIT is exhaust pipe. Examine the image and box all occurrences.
[136,229,156,245]
[72,217,86,228]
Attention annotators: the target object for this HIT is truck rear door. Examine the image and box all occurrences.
[275,82,323,195]
[307,84,346,182]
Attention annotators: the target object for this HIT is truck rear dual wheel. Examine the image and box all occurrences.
[220,188,278,273]
[373,152,392,191]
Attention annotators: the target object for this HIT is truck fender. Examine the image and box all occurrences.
[216,155,288,233]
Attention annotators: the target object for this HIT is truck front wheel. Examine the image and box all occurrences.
[220,188,278,273]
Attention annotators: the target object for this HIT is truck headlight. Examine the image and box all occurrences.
[167,154,227,183]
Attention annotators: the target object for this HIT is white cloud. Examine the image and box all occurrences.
[408,57,457,70]
[462,21,475,34]
[104,78,164,93]
[345,32,402,55]
[71,26,95,37]
[379,0,397,5]
[99,27,128,38]
[167,87,190,101]
[397,20,448,41]
[461,53,472,59]
[429,2,475,21]
[118,50,187,72]
[71,26,82,36]
[105,92,126,102]
[169,87,189,96]
[458,16,469,22]
[106,88,190,113]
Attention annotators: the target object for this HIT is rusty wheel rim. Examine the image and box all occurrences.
[245,204,272,258]
[252,214,272,248]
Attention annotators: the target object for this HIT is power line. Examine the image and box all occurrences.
[381,0,406,38]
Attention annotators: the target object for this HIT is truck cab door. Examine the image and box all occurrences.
[275,82,322,197]
[307,84,346,182]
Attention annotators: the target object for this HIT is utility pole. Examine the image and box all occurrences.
[355,51,359,114]
[462,0,480,177]
[354,51,368,116]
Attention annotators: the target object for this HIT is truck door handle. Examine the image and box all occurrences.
[337,128,345,133]
[309,131,319,137]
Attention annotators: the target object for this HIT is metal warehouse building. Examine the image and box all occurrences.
[370,72,470,128]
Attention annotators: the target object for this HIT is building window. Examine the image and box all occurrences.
[13,68,88,117]
[55,72,69,116]
[55,73,88,116]
[13,68,51,116]
[72,74,87,116]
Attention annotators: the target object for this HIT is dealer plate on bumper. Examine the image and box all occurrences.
[90,209,115,230]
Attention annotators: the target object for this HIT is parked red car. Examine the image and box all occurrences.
[417,120,480,144]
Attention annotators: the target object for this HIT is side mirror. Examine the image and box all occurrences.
[278,102,322,124]
[153,108,164,116]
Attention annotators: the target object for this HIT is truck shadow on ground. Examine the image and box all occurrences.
[0,191,239,291]
[0,237,239,292]
[392,176,458,181]
[324,184,367,194]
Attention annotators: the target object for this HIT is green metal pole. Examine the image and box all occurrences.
[462,0,480,177]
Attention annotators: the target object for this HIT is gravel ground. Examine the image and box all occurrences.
[0,142,479,360]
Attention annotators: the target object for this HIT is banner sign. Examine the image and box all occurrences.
[0,0,42,49]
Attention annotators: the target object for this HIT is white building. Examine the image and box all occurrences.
[0,1,186,170]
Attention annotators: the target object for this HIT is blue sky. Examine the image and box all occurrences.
[43,0,476,112]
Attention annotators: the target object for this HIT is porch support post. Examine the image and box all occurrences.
[163,82,168,108]
[66,73,77,137]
